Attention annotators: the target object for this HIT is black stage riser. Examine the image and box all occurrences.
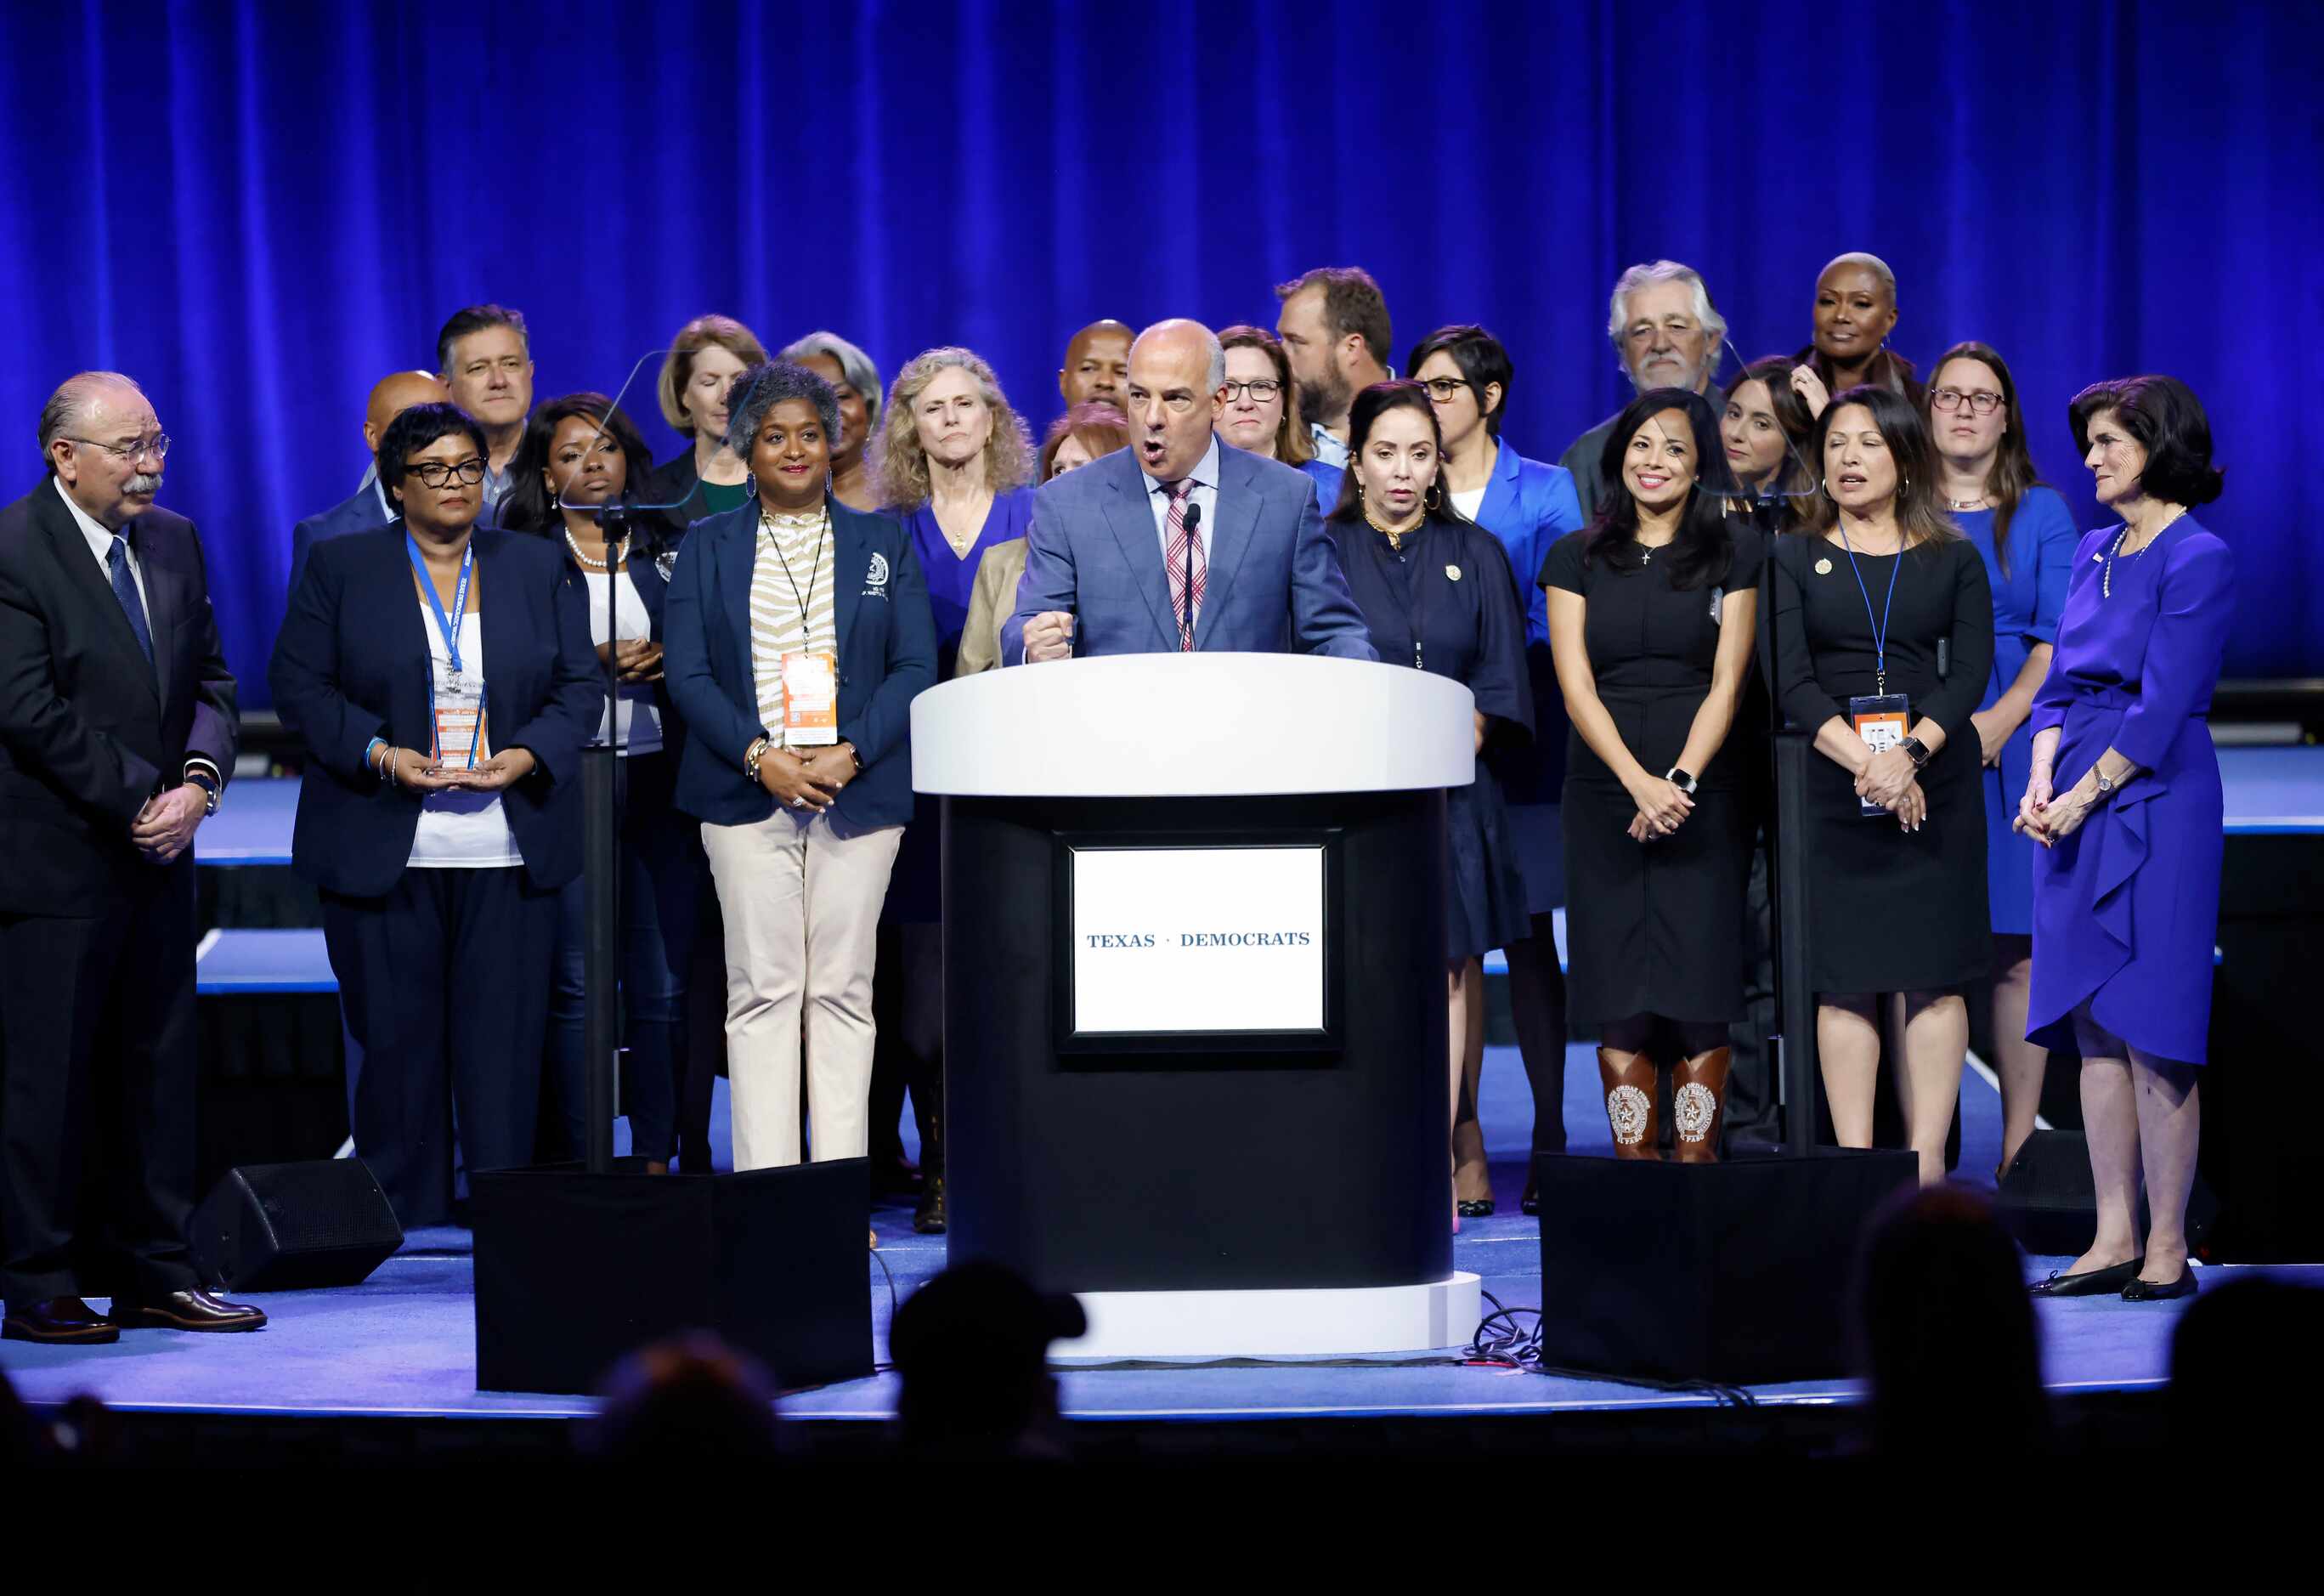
[1535,1148,1919,1384]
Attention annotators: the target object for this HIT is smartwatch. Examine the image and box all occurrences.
[1899,737,1931,771]
[1665,767,1698,795]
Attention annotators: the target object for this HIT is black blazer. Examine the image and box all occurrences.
[0,482,239,912]
[543,524,693,766]
[663,497,936,829]
[269,523,599,897]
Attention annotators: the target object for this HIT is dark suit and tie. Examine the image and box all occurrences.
[0,476,242,1337]
[287,479,393,598]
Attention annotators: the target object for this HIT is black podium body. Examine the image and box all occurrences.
[914,654,1482,1355]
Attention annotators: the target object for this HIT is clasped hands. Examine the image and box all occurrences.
[600,637,663,682]
[1625,774,1694,844]
[758,741,857,812]
[2013,767,2090,846]
[132,784,207,864]
[376,744,539,794]
[1856,744,1928,831]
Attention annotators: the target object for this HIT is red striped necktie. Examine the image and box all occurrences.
[1163,478,1204,652]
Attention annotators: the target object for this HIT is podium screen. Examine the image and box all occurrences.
[1066,843,1329,1043]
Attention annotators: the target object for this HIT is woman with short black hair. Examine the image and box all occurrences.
[2021,375,2231,1300]
[1770,386,1994,1184]
[502,393,705,1171]
[662,363,936,1183]
[270,402,600,1225]
[1545,388,1761,1162]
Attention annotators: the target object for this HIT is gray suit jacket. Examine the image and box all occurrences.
[1001,444,1376,665]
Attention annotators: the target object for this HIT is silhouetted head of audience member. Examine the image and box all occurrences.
[2169,1276,2324,1451]
[582,1332,785,1462]
[1856,1186,2048,1457]
[890,1261,1086,1459]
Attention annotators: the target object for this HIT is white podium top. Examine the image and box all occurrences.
[912,654,1476,798]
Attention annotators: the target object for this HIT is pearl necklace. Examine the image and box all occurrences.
[563,529,628,571]
[2101,506,2186,598]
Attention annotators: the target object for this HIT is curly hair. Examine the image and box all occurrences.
[876,346,1034,511]
[721,361,841,461]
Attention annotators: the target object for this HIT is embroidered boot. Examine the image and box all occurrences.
[1597,1048,1661,1161]
[1671,1047,1732,1163]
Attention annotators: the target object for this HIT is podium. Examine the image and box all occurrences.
[913,654,1483,1357]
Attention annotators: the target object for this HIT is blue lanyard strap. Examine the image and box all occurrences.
[406,534,474,680]
[1835,525,1903,694]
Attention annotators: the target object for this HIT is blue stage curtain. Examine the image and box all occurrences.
[2,0,2316,705]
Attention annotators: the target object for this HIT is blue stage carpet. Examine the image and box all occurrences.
[4,1049,2311,1422]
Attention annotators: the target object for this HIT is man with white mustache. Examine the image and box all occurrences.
[1558,261,1728,524]
[0,371,263,1343]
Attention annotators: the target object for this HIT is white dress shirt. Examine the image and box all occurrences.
[1140,435,1223,562]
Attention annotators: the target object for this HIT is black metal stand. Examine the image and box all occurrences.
[578,497,626,1174]
[1773,730,1819,1155]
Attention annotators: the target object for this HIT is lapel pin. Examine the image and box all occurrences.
[1445,564,1462,581]
[1814,557,1833,575]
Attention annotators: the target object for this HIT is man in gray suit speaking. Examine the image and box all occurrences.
[1005,320,1376,665]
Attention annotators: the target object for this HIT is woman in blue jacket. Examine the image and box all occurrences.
[662,361,937,1174]
[270,402,599,1227]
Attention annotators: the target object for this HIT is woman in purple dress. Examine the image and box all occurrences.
[871,347,1038,1234]
[2020,376,2231,1302]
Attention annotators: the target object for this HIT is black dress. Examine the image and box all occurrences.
[1542,522,1764,1027]
[1768,531,1994,994]
[1329,515,1534,963]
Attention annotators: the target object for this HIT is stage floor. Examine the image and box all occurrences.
[8,1044,2309,1428]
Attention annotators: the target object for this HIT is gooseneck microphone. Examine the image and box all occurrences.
[1180,500,1202,641]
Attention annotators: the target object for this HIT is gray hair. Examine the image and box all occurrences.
[721,361,842,460]
[1821,251,1898,301]
[779,331,884,430]
[1604,260,1727,372]
[38,371,145,474]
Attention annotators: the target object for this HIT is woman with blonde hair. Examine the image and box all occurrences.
[646,314,770,529]
[872,347,1037,1234]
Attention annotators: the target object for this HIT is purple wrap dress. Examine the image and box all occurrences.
[2026,515,2235,1062]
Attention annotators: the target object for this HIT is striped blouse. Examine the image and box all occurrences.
[749,506,839,745]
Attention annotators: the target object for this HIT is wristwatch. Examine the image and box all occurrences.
[184,767,222,816]
[1899,737,1931,770]
[2095,769,2116,799]
[1665,767,1698,795]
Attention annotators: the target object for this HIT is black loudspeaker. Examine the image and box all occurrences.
[470,1159,872,1395]
[1535,1148,1919,1384]
[189,1159,404,1292]
[1995,1127,2219,1259]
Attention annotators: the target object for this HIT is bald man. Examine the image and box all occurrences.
[1058,320,1133,410]
[1006,319,1374,664]
[288,370,450,596]
[0,372,258,1340]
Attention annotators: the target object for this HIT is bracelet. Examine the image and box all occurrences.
[366,737,390,783]
[744,735,772,784]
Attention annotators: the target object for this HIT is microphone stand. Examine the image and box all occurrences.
[580,492,633,1174]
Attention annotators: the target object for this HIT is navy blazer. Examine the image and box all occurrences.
[269,523,600,897]
[662,496,936,829]
[542,525,695,766]
[0,484,239,911]
[1001,443,1377,664]
[287,481,392,599]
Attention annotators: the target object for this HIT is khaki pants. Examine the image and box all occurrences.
[700,809,903,1170]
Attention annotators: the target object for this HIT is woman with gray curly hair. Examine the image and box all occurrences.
[662,360,936,1195]
[779,331,884,513]
[868,347,1035,1233]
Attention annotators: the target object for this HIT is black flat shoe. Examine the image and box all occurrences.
[1519,1179,1541,1217]
[913,1174,947,1235]
[1456,1198,1496,1219]
[2122,1268,2197,1302]
[2029,1259,2140,1297]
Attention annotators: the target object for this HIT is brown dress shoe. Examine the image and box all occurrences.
[113,1288,267,1333]
[1671,1047,1733,1163]
[3,1296,119,1344]
[1597,1048,1662,1161]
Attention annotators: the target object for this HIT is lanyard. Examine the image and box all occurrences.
[1835,524,1903,695]
[764,508,828,638]
[407,534,475,683]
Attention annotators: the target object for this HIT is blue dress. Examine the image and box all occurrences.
[1956,488,2078,934]
[888,486,1038,923]
[1470,442,1585,914]
[2027,517,2234,1063]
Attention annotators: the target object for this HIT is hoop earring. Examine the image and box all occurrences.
[1425,481,1444,512]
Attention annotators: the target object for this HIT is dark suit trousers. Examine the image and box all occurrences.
[0,867,201,1305]
[321,867,557,1228]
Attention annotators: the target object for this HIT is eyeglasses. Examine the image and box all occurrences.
[68,433,170,462]
[408,457,489,488]
[1219,379,1281,404]
[1931,388,2004,415]
[1416,378,1475,403]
